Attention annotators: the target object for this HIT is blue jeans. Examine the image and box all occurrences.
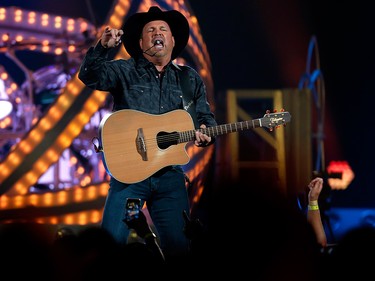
[101,165,191,259]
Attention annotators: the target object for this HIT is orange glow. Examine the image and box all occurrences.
[43,193,53,206]
[327,160,355,190]
[78,213,88,225]
[15,35,23,42]
[70,156,78,165]
[57,94,69,108]
[14,195,24,208]
[36,218,45,224]
[0,195,9,209]
[0,116,11,128]
[99,184,109,196]
[67,18,75,32]
[68,45,76,52]
[28,11,36,24]
[42,46,50,52]
[34,160,49,172]
[0,0,212,226]
[74,188,83,202]
[29,194,38,206]
[0,8,6,21]
[29,130,43,142]
[114,4,126,17]
[64,215,74,225]
[14,11,22,22]
[77,166,85,175]
[10,82,17,90]
[9,153,22,165]
[46,149,58,162]
[87,186,97,199]
[39,119,53,130]
[19,141,32,154]
[41,14,49,26]
[192,184,204,203]
[57,191,68,205]
[14,183,26,195]
[91,210,101,223]
[80,21,88,32]
[0,71,9,80]
[81,176,91,187]
[55,48,63,55]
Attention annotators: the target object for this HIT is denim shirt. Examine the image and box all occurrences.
[78,43,217,129]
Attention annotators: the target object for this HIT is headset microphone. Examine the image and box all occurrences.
[143,41,159,54]
[143,40,162,56]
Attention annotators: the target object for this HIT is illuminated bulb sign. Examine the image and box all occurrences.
[327,160,355,190]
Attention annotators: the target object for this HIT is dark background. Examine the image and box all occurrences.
[1,0,375,208]
[188,0,375,208]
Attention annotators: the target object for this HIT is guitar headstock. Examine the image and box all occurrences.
[261,109,291,131]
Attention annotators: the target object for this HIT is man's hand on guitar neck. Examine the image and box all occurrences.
[195,124,212,147]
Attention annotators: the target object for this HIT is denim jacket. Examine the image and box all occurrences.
[78,43,217,129]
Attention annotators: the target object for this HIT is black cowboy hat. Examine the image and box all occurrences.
[122,6,190,59]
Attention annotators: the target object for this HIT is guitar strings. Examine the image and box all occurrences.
[127,113,289,149]
[139,129,197,148]
[137,122,250,148]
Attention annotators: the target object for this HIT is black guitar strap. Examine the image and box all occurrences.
[179,66,199,129]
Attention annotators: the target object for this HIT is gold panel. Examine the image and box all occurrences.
[219,88,311,196]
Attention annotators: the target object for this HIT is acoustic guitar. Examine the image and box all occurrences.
[97,109,291,184]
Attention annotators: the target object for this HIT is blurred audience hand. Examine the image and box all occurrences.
[308,177,324,202]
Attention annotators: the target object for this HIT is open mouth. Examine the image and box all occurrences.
[153,39,164,47]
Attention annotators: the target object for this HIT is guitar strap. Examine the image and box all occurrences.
[179,66,199,129]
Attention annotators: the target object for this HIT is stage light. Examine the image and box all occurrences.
[327,160,355,190]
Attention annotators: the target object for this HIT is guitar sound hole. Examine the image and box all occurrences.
[157,131,179,149]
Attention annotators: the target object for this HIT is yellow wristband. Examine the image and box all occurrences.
[309,200,318,206]
[308,205,319,211]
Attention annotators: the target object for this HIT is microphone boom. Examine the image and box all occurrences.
[142,41,160,57]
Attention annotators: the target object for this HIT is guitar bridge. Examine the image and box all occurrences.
[136,128,148,161]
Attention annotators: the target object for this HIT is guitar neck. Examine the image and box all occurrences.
[179,119,262,143]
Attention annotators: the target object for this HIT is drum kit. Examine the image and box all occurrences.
[0,5,110,189]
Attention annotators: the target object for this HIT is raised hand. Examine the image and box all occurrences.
[101,26,124,48]
[308,177,324,202]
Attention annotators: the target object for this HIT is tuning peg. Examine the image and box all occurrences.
[266,109,270,114]
[280,108,285,112]
[273,109,277,113]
